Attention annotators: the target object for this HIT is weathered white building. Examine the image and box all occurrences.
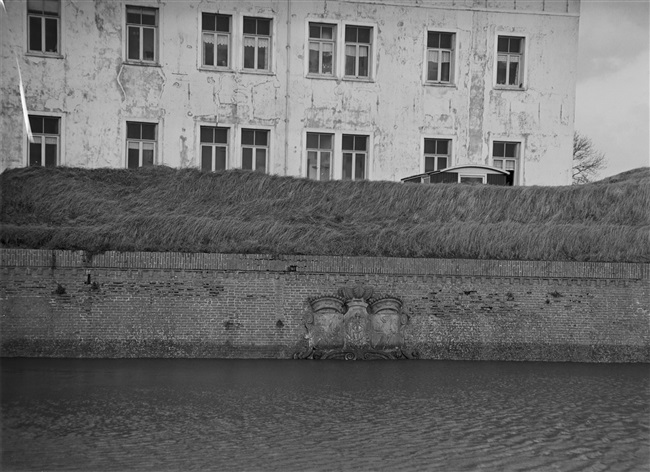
[1,0,580,185]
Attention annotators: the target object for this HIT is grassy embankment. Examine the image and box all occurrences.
[1,166,649,262]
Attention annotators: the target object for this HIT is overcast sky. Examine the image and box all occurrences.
[575,0,649,178]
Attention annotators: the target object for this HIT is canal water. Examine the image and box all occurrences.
[2,359,648,471]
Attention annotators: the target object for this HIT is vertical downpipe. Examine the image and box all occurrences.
[284,0,292,175]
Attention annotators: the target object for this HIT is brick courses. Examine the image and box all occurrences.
[1,249,648,362]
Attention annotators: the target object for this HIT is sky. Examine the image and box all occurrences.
[575,0,650,178]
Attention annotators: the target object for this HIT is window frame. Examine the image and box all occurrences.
[26,113,62,167]
[125,5,159,65]
[199,124,230,172]
[307,22,337,78]
[343,24,374,80]
[200,12,232,70]
[26,0,61,56]
[125,120,158,169]
[341,133,370,181]
[242,16,273,73]
[491,139,522,185]
[305,131,334,181]
[494,33,527,89]
[424,30,456,86]
[240,127,271,173]
[422,137,452,173]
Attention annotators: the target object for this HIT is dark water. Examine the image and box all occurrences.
[2,359,648,472]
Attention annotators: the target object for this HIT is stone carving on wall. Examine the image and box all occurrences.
[294,286,418,360]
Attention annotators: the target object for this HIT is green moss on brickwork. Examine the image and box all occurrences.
[1,166,649,262]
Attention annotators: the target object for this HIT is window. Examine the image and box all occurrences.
[243,17,271,71]
[345,26,372,78]
[241,129,268,172]
[426,32,454,84]
[460,176,485,184]
[202,13,230,68]
[308,23,335,76]
[126,122,156,168]
[496,36,524,87]
[27,0,60,54]
[424,139,450,172]
[201,126,228,171]
[492,141,519,185]
[342,134,368,180]
[306,133,333,180]
[28,115,59,167]
[126,6,158,63]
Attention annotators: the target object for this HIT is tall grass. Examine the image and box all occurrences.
[1,166,648,262]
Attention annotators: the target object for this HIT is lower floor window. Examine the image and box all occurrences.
[28,115,59,167]
[306,132,333,181]
[492,141,519,185]
[127,122,157,168]
[241,129,268,172]
[201,126,228,171]
[342,134,367,180]
[424,138,450,172]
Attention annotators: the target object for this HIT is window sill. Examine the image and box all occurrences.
[342,76,374,83]
[306,74,337,81]
[240,69,275,76]
[493,85,527,91]
[424,82,456,89]
[25,52,63,59]
[123,61,161,68]
[198,66,234,73]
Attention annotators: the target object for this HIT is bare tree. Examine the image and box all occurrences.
[573,131,607,184]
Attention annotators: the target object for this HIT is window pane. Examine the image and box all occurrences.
[358,46,369,77]
[143,28,155,61]
[45,139,57,167]
[128,26,140,60]
[200,126,213,143]
[345,46,356,76]
[493,159,503,169]
[342,153,353,180]
[307,151,318,179]
[255,149,266,172]
[509,38,521,53]
[203,33,215,66]
[441,59,450,81]
[354,135,367,151]
[243,18,256,35]
[309,25,320,39]
[43,117,58,134]
[427,32,439,49]
[342,135,354,150]
[44,18,58,53]
[320,134,332,149]
[242,148,253,169]
[29,16,42,51]
[27,0,44,14]
[126,10,140,24]
[424,139,435,154]
[215,147,227,170]
[141,10,156,26]
[320,152,330,181]
[257,38,268,70]
[243,37,255,68]
[440,33,452,49]
[242,130,254,145]
[201,146,213,171]
[358,27,370,44]
[306,133,319,149]
[308,43,320,74]
[257,19,270,36]
[202,13,216,32]
[127,122,140,139]
[508,60,519,86]
[505,160,516,171]
[216,35,228,67]
[438,157,448,170]
[505,143,518,157]
[142,143,154,166]
[355,153,365,180]
[345,26,356,43]
[493,142,505,157]
[127,146,140,169]
[428,52,438,81]
[322,44,333,74]
[141,124,156,140]
[496,57,507,85]
[29,116,43,134]
[437,140,449,155]
[255,130,268,146]
[29,141,42,166]
[216,15,230,32]
[498,37,509,53]
[215,128,228,144]
[322,26,333,40]
[43,0,59,14]
[425,156,435,173]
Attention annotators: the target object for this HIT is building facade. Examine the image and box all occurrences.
[0,0,580,185]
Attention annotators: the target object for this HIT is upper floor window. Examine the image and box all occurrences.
[243,17,271,71]
[308,23,335,76]
[28,115,59,167]
[426,32,454,84]
[496,36,524,87]
[344,26,372,78]
[241,129,268,172]
[306,132,333,181]
[492,141,520,185]
[127,122,156,168]
[424,138,450,172]
[342,134,368,180]
[126,6,158,63]
[27,0,60,55]
[201,126,228,171]
[202,13,230,68]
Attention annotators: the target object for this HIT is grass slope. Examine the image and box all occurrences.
[1,166,649,262]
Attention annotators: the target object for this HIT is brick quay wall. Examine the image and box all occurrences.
[1,249,648,362]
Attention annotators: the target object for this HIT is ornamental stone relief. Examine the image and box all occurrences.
[294,286,418,360]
